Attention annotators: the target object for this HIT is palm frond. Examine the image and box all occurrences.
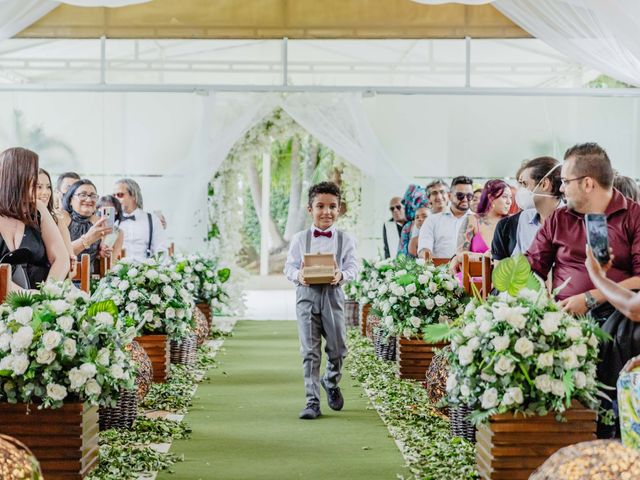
[5,290,37,308]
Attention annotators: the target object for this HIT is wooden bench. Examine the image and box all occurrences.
[462,253,492,300]
[73,254,91,293]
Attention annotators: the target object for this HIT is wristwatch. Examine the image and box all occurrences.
[584,291,599,310]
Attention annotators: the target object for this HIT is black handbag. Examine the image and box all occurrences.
[0,248,34,290]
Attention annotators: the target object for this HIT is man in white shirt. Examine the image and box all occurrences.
[418,176,473,261]
[114,178,167,261]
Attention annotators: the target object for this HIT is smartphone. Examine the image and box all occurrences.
[585,214,610,264]
[101,206,116,228]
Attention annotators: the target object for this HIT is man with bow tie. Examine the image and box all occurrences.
[114,178,167,262]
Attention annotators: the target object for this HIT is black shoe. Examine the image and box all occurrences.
[321,378,344,411]
[299,403,321,419]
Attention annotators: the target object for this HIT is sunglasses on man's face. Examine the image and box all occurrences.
[389,205,403,212]
[454,192,474,201]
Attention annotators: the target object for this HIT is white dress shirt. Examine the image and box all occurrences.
[284,225,359,285]
[417,207,470,258]
[119,208,167,262]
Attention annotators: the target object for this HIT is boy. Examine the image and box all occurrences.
[284,181,359,420]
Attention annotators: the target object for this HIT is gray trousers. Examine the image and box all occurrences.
[296,284,347,407]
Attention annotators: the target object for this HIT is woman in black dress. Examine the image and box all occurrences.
[0,147,69,288]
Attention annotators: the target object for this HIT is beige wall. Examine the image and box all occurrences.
[18,0,528,39]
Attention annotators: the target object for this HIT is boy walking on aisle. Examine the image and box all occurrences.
[284,181,359,420]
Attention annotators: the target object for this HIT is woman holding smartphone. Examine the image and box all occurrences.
[96,195,124,260]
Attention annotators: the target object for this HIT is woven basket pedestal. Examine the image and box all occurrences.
[396,336,448,380]
[128,340,153,401]
[344,300,359,327]
[194,308,210,346]
[99,389,137,430]
[366,314,379,341]
[450,404,476,443]
[359,303,371,337]
[0,402,98,480]
[424,346,450,415]
[170,333,197,366]
[476,401,597,480]
[373,330,397,361]
[196,302,212,326]
[135,334,170,383]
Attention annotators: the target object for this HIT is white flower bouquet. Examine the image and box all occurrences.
[443,256,607,424]
[355,258,382,305]
[372,256,467,339]
[93,257,195,341]
[0,281,135,409]
[174,254,231,307]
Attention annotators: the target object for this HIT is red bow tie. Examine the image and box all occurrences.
[313,229,333,238]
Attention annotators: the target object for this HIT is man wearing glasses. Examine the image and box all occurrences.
[383,196,406,259]
[113,178,167,261]
[418,176,473,261]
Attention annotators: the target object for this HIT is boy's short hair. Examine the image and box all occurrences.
[308,181,342,207]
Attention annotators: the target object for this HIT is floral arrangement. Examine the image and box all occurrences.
[93,258,195,341]
[174,254,230,305]
[0,281,135,408]
[355,258,389,306]
[371,256,467,339]
[441,256,607,424]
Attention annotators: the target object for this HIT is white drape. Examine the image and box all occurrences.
[494,0,640,87]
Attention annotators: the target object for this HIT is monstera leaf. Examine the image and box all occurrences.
[217,268,231,284]
[86,299,119,319]
[492,255,532,296]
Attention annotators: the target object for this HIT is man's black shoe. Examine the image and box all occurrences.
[321,378,344,411]
[299,403,321,419]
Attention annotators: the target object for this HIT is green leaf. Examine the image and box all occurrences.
[525,273,543,292]
[422,323,453,343]
[86,300,119,319]
[563,370,575,407]
[492,255,531,296]
[217,268,231,284]
[4,290,37,308]
[396,273,415,287]
[0,369,12,377]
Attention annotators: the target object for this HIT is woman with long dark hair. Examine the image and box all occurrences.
[0,147,69,286]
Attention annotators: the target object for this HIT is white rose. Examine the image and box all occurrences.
[378,284,388,294]
[514,337,535,358]
[537,352,554,369]
[409,316,421,329]
[415,258,426,266]
[118,280,130,291]
[384,316,394,328]
[367,291,376,299]
[95,312,114,327]
[444,281,454,291]
[480,387,499,409]
[467,337,480,352]
[494,356,515,376]
[573,343,588,357]
[405,283,417,295]
[435,295,446,307]
[110,364,125,379]
[36,348,56,365]
[566,326,582,341]
[560,349,580,369]
[49,300,70,315]
[195,263,204,272]
[418,274,429,285]
[551,379,565,397]
[145,269,159,280]
[462,323,477,338]
[11,326,34,351]
[56,315,74,332]
[389,296,398,305]
[125,303,138,314]
[0,333,10,351]
[574,371,587,389]
[491,335,510,352]
[540,312,562,335]
[111,277,121,288]
[142,309,154,323]
[46,383,68,401]
[11,354,29,375]
[535,374,552,393]
[42,330,62,350]
[502,387,524,406]
[446,374,458,392]
[62,338,77,358]
[85,379,102,396]
[162,286,175,298]
[424,298,435,310]
[127,268,139,278]
[402,329,413,339]
[96,348,110,366]
[43,283,63,297]
[429,282,438,294]
[588,334,599,348]
[159,274,170,284]
[478,320,492,334]
[128,290,141,301]
[165,307,176,319]
[149,294,161,305]
[171,272,181,281]
[480,372,497,383]
[458,345,474,366]
[13,307,33,325]
[460,384,470,397]
[409,297,420,308]
[205,270,214,278]
[80,362,97,378]
[0,356,12,371]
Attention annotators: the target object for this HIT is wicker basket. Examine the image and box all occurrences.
[0,433,42,479]
[127,340,153,401]
[366,314,380,341]
[344,299,359,327]
[194,308,210,346]
[99,389,137,430]
[450,403,476,443]
[374,330,397,361]
[425,346,450,415]
[170,332,197,365]
[359,303,371,337]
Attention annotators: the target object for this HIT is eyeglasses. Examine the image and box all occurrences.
[429,189,447,197]
[389,205,403,212]
[454,192,474,201]
[74,192,98,201]
[114,192,126,199]
[560,176,588,187]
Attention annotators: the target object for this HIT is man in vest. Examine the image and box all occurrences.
[382,196,406,259]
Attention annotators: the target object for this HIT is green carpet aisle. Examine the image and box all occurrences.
[157,320,406,479]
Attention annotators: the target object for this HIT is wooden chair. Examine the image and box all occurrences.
[94,255,112,278]
[432,257,451,267]
[73,254,91,293]
[462,253,492,300]
[0,264,10,303]
[168,242,175,257]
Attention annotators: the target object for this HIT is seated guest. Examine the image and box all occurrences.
[470,184,483,213]
[383,196,406,259]
[613,174,639,202]
[425,179,448,214]
[54,171,80,211]
[0,147,69,287]
[525,143,640,438]
[60,179,113,269]
[418,176,472,261]
[37,168,77,277]
[492,157,562,260]
[407,206,428,258]
[96,195,125,260]
[398,185,428,258]
[450,179,512,274]
[114,178,167,261]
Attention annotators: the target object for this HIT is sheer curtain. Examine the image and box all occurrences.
[494,0,640,87]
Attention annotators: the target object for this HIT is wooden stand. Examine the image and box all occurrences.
[476,401,597,480]
[0,402,98,479]
[359,303,371,337]
[396,336,448,380]
[134,334,170,383]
